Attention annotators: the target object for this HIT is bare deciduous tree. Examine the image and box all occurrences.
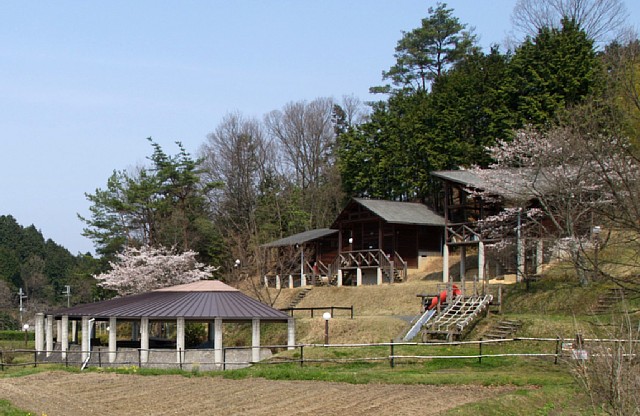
[511,0,628,46]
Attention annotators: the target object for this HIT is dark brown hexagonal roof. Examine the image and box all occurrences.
[50,280,289,322]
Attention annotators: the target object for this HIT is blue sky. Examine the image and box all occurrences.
[1,1,639,254]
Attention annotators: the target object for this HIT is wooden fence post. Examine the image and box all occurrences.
[478,338,483,364]
[300,345,304,367]
[390,339,395,368]
[554,336,560,365]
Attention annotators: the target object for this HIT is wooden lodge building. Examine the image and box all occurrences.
[264,170,549,288]
[262,198,445,287]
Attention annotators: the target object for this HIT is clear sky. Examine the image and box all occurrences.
[2,1,639,255]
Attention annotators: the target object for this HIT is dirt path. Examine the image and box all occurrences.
[0,371,516,415]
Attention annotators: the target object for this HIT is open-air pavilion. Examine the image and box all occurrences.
[35,280,295,370]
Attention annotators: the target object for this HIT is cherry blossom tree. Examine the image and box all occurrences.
[95,245,217,296]
[472,122,639,286]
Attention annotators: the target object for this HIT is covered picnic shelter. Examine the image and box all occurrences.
[35,280,294,369]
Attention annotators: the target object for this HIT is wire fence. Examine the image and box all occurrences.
[2,336,637,372]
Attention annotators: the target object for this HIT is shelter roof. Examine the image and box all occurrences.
[261,228,338,248]
[50,280,289,322]
[431,169,541,202]
[345,198,445,226]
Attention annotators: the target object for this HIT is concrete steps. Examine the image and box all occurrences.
[286,287,313,309]
[591,288,628,315]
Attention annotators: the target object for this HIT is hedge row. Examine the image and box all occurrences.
[0,331,34,341]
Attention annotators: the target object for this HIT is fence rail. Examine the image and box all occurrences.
[2,336,637,371]
[279,306,354,318]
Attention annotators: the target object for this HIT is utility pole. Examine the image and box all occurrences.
[63,285,71,307]
[18,287,27,326]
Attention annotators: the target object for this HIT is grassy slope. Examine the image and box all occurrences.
[253,259,638,415]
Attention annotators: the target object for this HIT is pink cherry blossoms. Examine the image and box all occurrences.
[95,245,216,296]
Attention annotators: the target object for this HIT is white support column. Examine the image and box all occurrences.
[108,317,117,363]
[140,317,149,363]
[46,315,54,357]
[300,273,306,287]
[536,239,544,275]
[442,244,450,283]
[56,320,62,343]
[251,318,261,363]
[81,316,90,361]
[356,268,362,286]
[287,318,295,350]
[376,268,383,285]
[35,313,45,352]
[460,245,466,297]
[61,315,69,359]
[275,275,281,290]
[263,275,269,288]
[516,210,524,283]
[337,270,343,287]
[517,237,525,283]
[71,320,77,344]
[214,318,223,365]
[288,275,294,289]
[176,317,185,364]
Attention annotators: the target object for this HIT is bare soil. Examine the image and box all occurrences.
[0,371,516,415]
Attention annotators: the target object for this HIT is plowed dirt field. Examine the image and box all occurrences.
[0,371,517,415]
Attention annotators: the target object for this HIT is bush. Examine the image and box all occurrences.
[0,330,33,341]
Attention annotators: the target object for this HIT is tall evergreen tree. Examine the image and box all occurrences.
[505,18,601,127]
[373,2,478,94]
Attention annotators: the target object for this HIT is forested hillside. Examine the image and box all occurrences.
[0,215,99,328]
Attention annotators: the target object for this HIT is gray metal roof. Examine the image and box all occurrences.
[50,280,290,322]
[353,198,445,226]
[261,228,338,248]
[431,170,490,189]
[431,169,539,201]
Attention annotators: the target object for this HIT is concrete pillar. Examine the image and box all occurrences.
[337,270,343,287]
[356,268,362,286]
[108,317,117,363]
[300,273,306,287]
[46,315,54,357]
[81,316,90,361]
[140,317,149,363]
[517,237,525,283]
[176,317,185,364]
[214,318,223,365]
[536,239,544,275]
[376,268,383,285]
[288,275,294,289]
[71,320,77,343]
[287,318,295,350]
[442,244,450,283]
[251,318,260,363]
[275,275,281,290]
[56,320,62,343]
[263,275,268,288]
[61,315,69,359]
[35,313,45,352]
[478,241,485,285]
